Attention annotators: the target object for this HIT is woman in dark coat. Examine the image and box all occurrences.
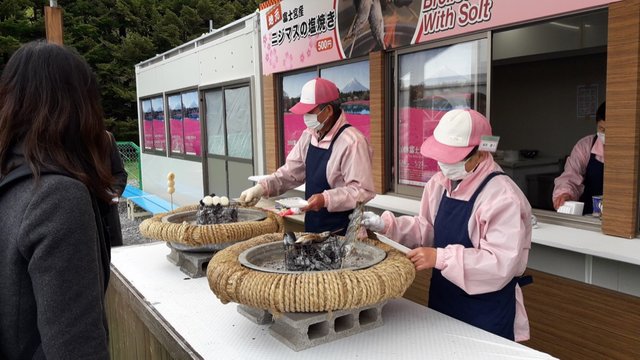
[0,41,112,359]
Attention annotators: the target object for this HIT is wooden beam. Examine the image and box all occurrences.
[262,74,280,173]
[369,51,386,193]
[602,0,640,238]
[44,6,63,45]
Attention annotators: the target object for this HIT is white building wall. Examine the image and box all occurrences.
[135,13,263,205]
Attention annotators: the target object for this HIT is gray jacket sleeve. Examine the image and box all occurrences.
[18,176,109,359]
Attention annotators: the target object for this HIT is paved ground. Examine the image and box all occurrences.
[116,200,156,246]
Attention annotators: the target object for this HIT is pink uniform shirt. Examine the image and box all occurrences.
[259,113,375,212]
[553,134,604,201]
[380,156,532,341]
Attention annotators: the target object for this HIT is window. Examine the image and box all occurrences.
[142,99,154,150]
[396,38,488,190]
[282,71,316,159]
[225,86,252,159]
[168,91,201,157]
[491,10,607,219]
[280,60,371,161]
[320,61,371,139]
[141,96,166,153]
[204,83,254,197]
[151,97,166,152]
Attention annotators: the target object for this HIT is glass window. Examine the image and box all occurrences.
[280,60,371,161]
[182,91,201,156]
[397,39,487,187]
[206,90,225,156]
[282,71,316,159]
[151,97,166,152]
[225,86,252,159]
[168,94,184,154]
[321,61,371,139]
[491,11,607,218]
[168,91,201,157]
[142,99,154,150]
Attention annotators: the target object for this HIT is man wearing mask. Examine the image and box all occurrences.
[553,102,605,214]
[239,77,375,235]
[361,109,533,341]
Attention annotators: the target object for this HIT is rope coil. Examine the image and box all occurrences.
[207,233,416,313]
[139,205,284,246]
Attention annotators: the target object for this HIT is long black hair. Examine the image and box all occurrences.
[0,41,114,202]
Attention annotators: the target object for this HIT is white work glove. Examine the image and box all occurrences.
[239,184,265,206]
[361,211,385,233]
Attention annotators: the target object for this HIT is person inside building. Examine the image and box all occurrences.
[552,101,606,215]
[0,41,111,359]
[361,109,533,341]
[238,77,375,235]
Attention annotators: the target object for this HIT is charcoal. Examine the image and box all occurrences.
[196,203,238,225]
[284,236,342,271]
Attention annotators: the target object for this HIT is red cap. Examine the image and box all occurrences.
[420,109,492,164]
[289,77,340,114]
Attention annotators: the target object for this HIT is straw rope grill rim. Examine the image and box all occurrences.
[206,233,416,313]
[138,205,285,246]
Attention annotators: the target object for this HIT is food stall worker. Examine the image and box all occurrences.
[553,102,606,214]
[239,77,375,235]
[362,109,533,341]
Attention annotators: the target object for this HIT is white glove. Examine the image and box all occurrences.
[361,211,385,232]
[239,184,265,205]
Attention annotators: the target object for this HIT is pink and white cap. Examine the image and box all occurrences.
[420,109,492,164]
[289,77,340,114]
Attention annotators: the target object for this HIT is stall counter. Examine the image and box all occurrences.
[108,242,556,360]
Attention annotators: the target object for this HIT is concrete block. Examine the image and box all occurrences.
[237,305,273,325]
[166,245,213,278]
[268,300,387,351]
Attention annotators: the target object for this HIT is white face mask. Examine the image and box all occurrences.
[303,106,326,131]
[597,132,605,144]
[438,159,470,181]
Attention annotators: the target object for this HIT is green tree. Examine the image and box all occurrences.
[0,0,256,143]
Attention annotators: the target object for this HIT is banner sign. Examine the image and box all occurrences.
[259,0,619,75]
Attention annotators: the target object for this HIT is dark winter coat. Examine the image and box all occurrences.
[0,153,110,359]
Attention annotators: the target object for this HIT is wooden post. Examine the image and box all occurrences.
[602,0,640,238]
[44,6,63,45]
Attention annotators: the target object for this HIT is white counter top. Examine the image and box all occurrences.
[111,242,555,360]
[531,222,640,266]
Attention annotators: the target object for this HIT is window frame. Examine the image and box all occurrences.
[200,80,255,166]
[276,56,371,166]
[165,86,203,162]
[391,32,491,198]
[139,93,167,156]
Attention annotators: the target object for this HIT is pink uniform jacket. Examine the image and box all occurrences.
[380,156,533,341]
[259,114,375,212]
[553,134,604,202]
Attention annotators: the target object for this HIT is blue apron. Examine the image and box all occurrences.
[304,124,352,235]
[578,135,604,215]
[429,171,532,340]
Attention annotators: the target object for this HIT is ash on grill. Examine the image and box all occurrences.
[196,194,238,225]
[283,232,342,271]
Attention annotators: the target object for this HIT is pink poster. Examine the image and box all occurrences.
[282,109,371,159]
[184,115,201,156]
[153,119,166,151]
[283,113,306,159]
[143,119,154,150]
[170,118,184,154]
[398,107,444,186]
[260,0,620,75]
